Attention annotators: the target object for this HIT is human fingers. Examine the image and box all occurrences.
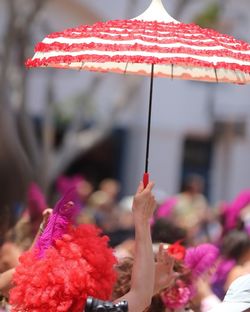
[134,185,153,204]
[135,181,144,194]
[43,208,52,215]
[145,181,155,193]
[164,253,174,272]
[42,208,52,218]
[156,243,165,263]
[159,243,164,256]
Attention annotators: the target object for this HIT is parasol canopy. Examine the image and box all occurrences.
[26,0,250,84]
[26,0,250,185]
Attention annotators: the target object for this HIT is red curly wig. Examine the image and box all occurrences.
[10,224,117,312]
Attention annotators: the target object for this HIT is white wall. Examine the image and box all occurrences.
[211,132,250,203]
[123,125,183,195]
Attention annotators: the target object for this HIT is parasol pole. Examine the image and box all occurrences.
[143,64,154,188]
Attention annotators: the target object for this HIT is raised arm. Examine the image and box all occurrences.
[116,181,156,312]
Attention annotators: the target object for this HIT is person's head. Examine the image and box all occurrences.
[181,174,205,194]
[151,218,187,245]
[77,179,94,202]
[209,274,250,312]
[0,209,41,270]
[221,230,250,264]
[113,257,166,312]
[112,257,133,300]
[99,178,120,201]
[88,190,112,211]
[0,241,22,272]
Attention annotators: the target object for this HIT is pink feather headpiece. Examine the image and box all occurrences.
[184,243,219,276]
[35,187,80,258]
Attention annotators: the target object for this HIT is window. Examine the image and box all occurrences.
[181,137,213,197]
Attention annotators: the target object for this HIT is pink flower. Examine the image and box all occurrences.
[161,279,192,309]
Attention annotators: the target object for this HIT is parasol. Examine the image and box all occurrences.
[26,0,250,186]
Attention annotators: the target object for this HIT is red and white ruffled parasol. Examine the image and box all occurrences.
[27,0,250,84]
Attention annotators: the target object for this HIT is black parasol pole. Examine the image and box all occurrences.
[143,63,154,188]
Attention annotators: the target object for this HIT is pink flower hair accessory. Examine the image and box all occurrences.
[161,279,193,309]
[161,242,219,310]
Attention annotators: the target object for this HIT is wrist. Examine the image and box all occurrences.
[134,221,151,238]
[134,218,151,230]
[133,213,151,224]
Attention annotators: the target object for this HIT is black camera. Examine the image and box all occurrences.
[85,297,128,312]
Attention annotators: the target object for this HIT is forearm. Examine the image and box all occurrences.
[116,221,154,311]
[130,219,154,304]
[116,181,156,312]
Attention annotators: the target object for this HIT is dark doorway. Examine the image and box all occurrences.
[181,136,213,198]
[65,128,127,189]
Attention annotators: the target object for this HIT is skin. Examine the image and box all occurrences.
[116,181,157,312]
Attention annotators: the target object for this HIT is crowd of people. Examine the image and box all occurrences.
[0,173,250,311]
